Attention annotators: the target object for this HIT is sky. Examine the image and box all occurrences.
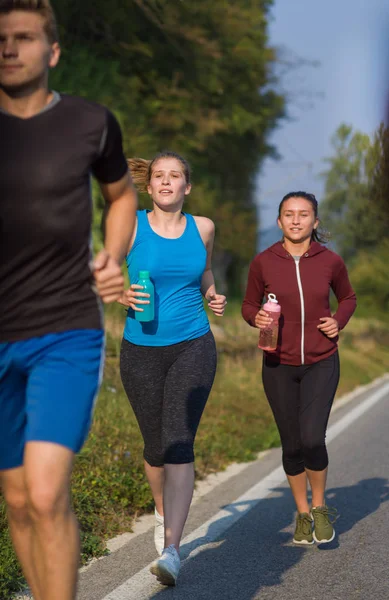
[257,0,389,238]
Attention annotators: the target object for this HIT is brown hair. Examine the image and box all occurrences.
[278,191,330,244]
[0,0,59,44]
[128,151,191,193]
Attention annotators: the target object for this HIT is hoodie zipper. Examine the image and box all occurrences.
[293,257,305,365]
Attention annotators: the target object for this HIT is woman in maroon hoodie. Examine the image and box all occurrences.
[242,191,356,545]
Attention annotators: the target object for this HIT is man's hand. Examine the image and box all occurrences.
[317,317,339,339]
[93,249,124,303]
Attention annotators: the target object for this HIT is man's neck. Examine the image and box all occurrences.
[0,86,53,119]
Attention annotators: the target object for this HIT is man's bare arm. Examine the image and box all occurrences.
[92,171,138,303]
[99,171,138,264]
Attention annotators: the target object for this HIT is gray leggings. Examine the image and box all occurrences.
[120,330,217,466]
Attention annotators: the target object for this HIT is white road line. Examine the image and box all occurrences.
[326,381,389,442]
[102,380,389,600]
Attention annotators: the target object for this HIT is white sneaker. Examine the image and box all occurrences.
[150,545,180,586]
[154,508,165,556]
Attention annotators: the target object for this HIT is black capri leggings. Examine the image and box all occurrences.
[262,351,340,476]
[120,330,217,467]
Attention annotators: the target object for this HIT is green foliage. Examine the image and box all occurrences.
[320,123,389,311]
[349,241,389,312]
[320,124,383,258]
[0,503,25,599]
[320,123,389,258]
[49,0,285,285]
[369,123,389,233]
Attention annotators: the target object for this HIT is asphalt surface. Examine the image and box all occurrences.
[78,376,389,600]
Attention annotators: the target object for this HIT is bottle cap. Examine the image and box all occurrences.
[268,293,278,304]
[139,270,150,279]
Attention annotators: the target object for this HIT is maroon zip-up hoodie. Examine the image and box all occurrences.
[242,241,357,365]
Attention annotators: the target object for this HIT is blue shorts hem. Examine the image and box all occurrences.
[0,455,24,471]
[25,432,90,455]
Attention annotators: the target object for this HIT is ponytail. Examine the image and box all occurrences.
[127,158,152,193]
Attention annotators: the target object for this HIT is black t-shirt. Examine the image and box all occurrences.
[0,94,129,342]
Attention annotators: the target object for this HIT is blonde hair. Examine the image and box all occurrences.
[127,158,152,193]
[0,0,59,43]
[128,152,191,193]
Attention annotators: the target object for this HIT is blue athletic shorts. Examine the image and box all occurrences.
[0,329,105,471]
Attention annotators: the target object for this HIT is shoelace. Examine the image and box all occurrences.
[313,506,338,524]
[164,544,178,557]
[296,514,313,536]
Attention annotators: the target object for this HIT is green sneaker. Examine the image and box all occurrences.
[293,512,314,545]
[312,505,337,543]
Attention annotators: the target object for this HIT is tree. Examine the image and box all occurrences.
[320,124,388,259]
[320,123,389,312]
[349,240,389,311]
[370,123,389,233]
[50,0,285,291]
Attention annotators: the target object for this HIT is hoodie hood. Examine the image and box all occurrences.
[267,241,328,259]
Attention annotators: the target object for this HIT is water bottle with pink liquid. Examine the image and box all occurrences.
[258,293,281,351]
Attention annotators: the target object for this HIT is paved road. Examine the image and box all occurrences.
[78,377,389,600]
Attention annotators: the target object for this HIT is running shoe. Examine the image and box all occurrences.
[154,508,165,556]
[150,544,180,586]
[293,512,314,545]
[312,505,337,543]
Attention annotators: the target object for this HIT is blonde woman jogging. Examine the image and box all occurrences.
[119,151,226,586]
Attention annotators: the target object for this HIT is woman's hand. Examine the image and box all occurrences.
[117,284,150,312]
[208,293,227,317]
[254,309,273,329]
[317,317,339,338]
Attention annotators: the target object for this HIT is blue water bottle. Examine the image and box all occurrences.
[135,270,155,322]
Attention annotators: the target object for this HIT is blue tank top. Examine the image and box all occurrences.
[123,210,210,346]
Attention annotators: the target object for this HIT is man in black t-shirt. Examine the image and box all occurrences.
[0,2,137,599]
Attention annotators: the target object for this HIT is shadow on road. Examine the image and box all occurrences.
[148,477,389,599]
[317,477,389,551]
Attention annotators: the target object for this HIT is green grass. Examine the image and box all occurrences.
[1,304,389,599]
[0,504,26,599]
[337,317,389,394]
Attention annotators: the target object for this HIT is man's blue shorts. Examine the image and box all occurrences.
[0,329,105,471]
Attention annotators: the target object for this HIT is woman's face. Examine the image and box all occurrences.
[147,157,191,210]
[277,197,319,244]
